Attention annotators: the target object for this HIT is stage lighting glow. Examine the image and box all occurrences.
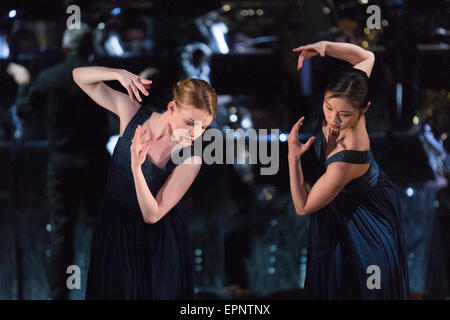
[105,34,124,56]
[413,116,419,125]
[229,114,238,122]
[270,219,278,227]
[279,133,287,142]
[268,267,275,274]
[110,7,121,16]
[9,10,17,18]
[396,83,403,115]
[222,4,231,12]
[211,22,229,54]
[241,117,252,129]
[97,22,105,30]
[406,187,414,197]
[194,248,202,256]
[0,35,10,58]
[229,106,237,114]
[106,134,120,155]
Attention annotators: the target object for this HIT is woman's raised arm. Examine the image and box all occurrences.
[72,66,151,118]
[293,41,375,77]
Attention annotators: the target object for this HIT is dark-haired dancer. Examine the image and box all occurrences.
[288,41,409,299]
[73,67,216,299]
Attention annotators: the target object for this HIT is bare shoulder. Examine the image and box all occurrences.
[348,127,371,151]
[119,101,141,137]
[326,161,370,185]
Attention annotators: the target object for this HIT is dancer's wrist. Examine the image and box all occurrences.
[288,153,302,162]
[131,164,142,175]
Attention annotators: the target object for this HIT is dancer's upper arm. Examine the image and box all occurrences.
[72,67,140,119]
[75,79,140,118]
[353,51,375,78]
[297,162,370,215]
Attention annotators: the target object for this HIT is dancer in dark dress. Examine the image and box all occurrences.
[73,67,216,299]
[288,41,409,299]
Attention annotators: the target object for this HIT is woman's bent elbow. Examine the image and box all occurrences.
[72,68,80,83]
[143,213,159,224]
[143,216,156,224]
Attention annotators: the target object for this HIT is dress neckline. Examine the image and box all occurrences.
[318,120,371,166]
[140,108,174,171]
[121,107,174,172]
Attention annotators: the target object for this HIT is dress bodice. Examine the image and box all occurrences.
[310,115,379,194]
[105,107,190,212]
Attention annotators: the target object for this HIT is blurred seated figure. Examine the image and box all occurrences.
[7,23,110,300]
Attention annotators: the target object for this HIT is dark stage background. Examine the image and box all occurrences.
[0,0,449,300]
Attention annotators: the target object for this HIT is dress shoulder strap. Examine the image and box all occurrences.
[325,149,371,167]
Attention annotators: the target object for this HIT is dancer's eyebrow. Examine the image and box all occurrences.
[325,101,353,114]
[187,117,209,129]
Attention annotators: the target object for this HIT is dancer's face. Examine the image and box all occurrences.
[322,93,363,132]
[168,101,213,146]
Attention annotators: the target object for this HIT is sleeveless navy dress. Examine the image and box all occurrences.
[303,116,410,299]
[86,107,194,299]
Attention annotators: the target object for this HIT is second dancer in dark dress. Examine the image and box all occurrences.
[288,41,409,299]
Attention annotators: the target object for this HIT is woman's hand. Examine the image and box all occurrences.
[292,41,327,70]
[116,69,152,103]
[130,125,152,171]
[7,62,31,84]
[288,116,316,161]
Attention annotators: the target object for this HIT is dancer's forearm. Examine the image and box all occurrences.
[324,41,374,66]
[72,66,120,86]
[132,166,159,224]
[288,155,309,215]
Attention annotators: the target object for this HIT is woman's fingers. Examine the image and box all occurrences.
[131,126,138,144]
[139,129,149,144]
[140,78,152,85]
[305,136,316,149]
[130,83,142,102]
[289,116,305,142]
[297,52,305,70]
[134,78,149,96]
[292,45,307,52]
[126,86,134,103]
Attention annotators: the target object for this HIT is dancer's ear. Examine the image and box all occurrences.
[364,101,371,113]
[168,100,176,114]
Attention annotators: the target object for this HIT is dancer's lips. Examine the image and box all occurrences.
[330,124,340,129]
